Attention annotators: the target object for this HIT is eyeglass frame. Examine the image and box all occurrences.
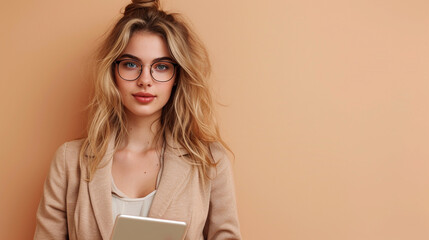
[114,59,179,82]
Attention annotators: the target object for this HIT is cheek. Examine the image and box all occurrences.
[115,75,129,94]
[115,82,133,107]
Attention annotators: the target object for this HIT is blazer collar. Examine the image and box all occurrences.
[148,134,192,218]
[87,132,192,239]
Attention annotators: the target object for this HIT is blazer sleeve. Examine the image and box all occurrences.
[204,143,242,240]
[34,143,68,240]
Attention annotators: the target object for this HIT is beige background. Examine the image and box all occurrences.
[1,0,428,239]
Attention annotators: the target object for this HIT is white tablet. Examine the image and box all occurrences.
[111,215,187,240]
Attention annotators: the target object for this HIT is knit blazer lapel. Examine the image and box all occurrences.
[148,134,192,218]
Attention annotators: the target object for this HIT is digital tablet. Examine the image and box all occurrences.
[111,215,187,240]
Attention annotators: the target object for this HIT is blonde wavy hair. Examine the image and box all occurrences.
[79,0,230,181]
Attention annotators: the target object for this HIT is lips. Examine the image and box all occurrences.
[132,92,155,103]
[133,92,154,97]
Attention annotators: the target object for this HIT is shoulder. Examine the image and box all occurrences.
[61,138,85,150]
[55,138,84,157]
[209,142,227,157]
[209,142,228,162]
[208,142,233,175]
[51,138,85,170]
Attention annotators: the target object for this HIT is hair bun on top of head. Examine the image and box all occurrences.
[124,0,161,17]
[127,0,160,11]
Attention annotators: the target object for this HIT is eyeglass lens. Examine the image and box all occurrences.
[117,59,175,82]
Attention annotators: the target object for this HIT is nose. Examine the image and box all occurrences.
[136,65,153,87]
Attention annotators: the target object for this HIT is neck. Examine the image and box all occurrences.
[119,110,163,153]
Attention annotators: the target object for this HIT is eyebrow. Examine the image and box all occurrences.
[118,53,175,63]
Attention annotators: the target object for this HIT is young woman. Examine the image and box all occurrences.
[34,0,241,239]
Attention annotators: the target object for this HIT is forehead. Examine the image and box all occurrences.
[121,31,171,62]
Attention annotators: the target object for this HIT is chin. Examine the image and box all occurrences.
[126,108,162,119]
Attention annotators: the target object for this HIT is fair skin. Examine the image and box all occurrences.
[112,31,176,198]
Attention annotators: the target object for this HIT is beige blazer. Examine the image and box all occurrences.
[34,134,241,240]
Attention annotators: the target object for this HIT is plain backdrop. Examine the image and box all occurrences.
[1,0,428,239]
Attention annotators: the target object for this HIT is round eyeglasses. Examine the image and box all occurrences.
[115,59,178,82]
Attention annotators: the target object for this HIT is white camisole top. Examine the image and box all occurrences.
[111,144,165,221]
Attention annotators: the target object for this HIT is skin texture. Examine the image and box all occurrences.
[115,31,176,121]
[112,31,176,198]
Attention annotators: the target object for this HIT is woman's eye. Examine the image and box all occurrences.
[124,62,138,69]
[153,63,170,71]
